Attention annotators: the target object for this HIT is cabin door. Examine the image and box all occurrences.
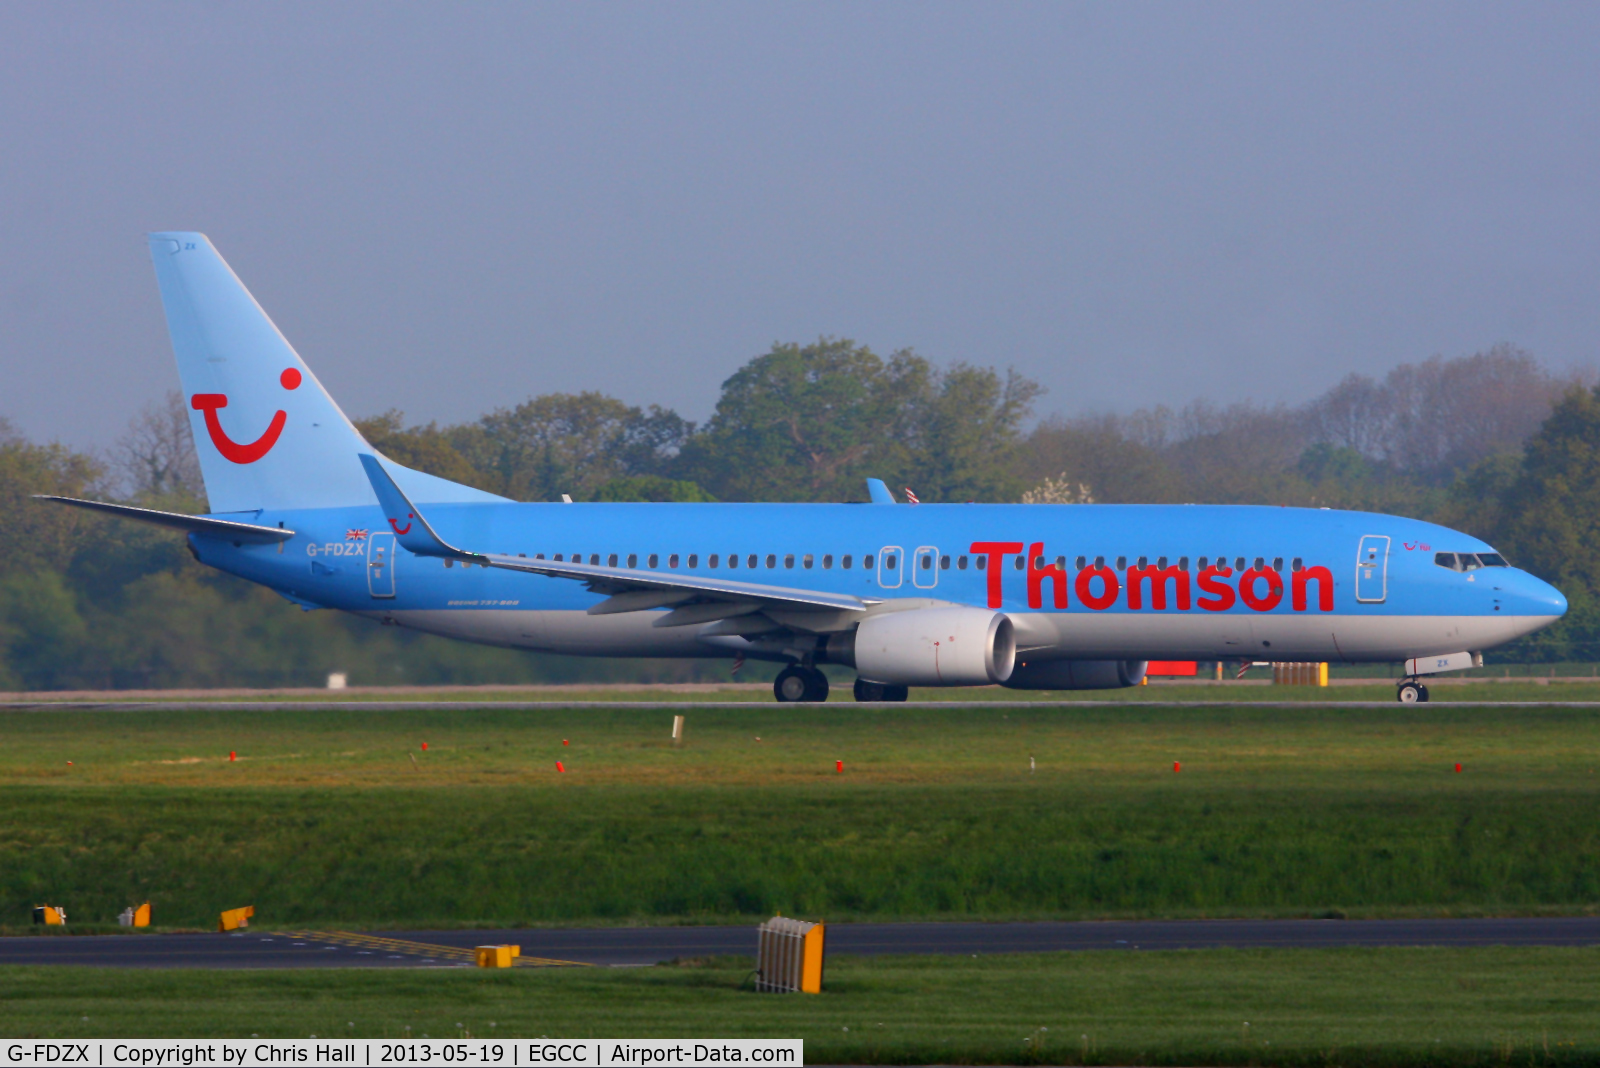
[367,532,397,598]
[912,546,940,589]
[1355,535,1389,603]
[878,546,904,589]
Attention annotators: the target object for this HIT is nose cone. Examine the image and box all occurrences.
[1510,569,1567,618]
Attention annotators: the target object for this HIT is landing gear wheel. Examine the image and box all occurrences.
[775,666,829,703]
[1417,683,1430,703]
[1397,682,1423,704]
[882,684,909,702]
[854,678,886,702]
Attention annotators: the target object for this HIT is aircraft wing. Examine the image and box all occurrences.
[357,455,874,621]
[33,496,294,543]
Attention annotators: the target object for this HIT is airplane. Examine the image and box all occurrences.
[38,233,1567,704]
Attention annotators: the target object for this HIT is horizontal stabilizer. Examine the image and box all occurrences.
[33,496,294,542]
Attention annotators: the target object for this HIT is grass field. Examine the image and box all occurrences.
[4,948,1600,1064]
[3,703,1600,928]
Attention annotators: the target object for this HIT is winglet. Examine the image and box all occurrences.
[866,478,895,504]
[358,454,484,561]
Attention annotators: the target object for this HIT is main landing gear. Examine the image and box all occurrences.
[852,678,909,703]
[774,665,830,703]
[1396,679,1431,703]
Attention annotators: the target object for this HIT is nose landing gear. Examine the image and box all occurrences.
[1396,679,1431,703]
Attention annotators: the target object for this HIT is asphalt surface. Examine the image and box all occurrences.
[3,917,1599,969]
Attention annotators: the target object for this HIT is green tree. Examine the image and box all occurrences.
[354,411,491,491]
[450,393,691,501]
[902,363,1042,502]
[589,475,717,502]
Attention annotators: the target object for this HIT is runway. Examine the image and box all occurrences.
[2,917,1598,969]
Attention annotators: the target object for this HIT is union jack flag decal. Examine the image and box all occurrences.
[345,528,369,540]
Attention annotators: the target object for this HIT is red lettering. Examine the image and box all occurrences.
[1126,565,1191,610]
[1293,565,1334,611]
[1239,567,1284,611]
[1026,543,1068,609]
[970,541,1023,608]
[1074,565,1119,610]
[1196,566,1236,611]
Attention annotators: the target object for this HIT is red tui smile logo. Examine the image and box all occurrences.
[388,513,414,536]
[191,368,301,464]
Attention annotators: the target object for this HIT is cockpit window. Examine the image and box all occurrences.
[1436,551,1510,571]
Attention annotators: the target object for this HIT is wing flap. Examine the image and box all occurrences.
[33,496,294,543]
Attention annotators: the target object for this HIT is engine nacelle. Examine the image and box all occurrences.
[1001,659,1148,690]
[840,608,1016,686]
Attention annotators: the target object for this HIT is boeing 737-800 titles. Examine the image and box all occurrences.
[39,234,1567,703]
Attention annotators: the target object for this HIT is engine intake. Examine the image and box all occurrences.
[835,608,1016,686]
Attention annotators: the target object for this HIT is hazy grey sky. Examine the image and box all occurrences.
[4,2,1598,448]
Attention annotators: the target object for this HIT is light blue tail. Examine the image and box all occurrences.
[147,233,503,513]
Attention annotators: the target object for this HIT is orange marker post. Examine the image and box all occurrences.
[1455,763,1462,773]
[1174,761,1181,773]
[421,742,428,751]
[563,739,569,746]
[835,760,843,773]
[229,751,236,762]
[556,761,566,773]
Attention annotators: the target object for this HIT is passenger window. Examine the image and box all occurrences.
[709,554,719,568]
[608,553,619,567]
[1272,557,1283,572]
[1292,557,1303,572]
[976,555,986,570]
[785,554,795,568]
[958,555,969,569]
[668,554,678,568]
[1234,557,1245,571]
[1075,556,1086,569]
[922,554,934,570]
[862,554,872,568]
[1197,557,1207,569]
[940,555,950,569]
[844,555,854,569]
[588,554,599,565]
[554,554,564,562]
[648,554,659,568]
[885,554,897,570]
[1094,556,1105,568]
[1014,555,1025,570]
[1253,557,1264,571]
[748,554,758,568]
[1177,556,1187,571]
[822,554,832,569]
[1137,556,1149,568]
[628,554,638,568]
[767,554,777,568]
[803,554,814,569]
[1055,556,1066,568]
[688,555,697,568]
[534,553,545,560]
[1033,555,1044,569]
[1116,556,1126,570]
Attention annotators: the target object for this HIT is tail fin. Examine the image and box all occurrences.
[147,233,502,513]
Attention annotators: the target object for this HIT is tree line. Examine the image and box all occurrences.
[1,339,1596,689]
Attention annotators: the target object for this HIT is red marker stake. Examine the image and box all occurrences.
[556,761,566,773]
[229,751,236,762]
[563,739,569,746]
[836,759,843,773]
[1455,763,1462,773]
[421,742,428,751]
[1174,761,1181,773]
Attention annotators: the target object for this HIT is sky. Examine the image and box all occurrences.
[3,2,1599,448]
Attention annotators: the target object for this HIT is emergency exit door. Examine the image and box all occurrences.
[1355,534,1389,603]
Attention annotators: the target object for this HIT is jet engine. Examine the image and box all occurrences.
[829,607,1016,686]
[1001,659,1148,690]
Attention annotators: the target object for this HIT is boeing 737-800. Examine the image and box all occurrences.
[39,234,1567,703]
